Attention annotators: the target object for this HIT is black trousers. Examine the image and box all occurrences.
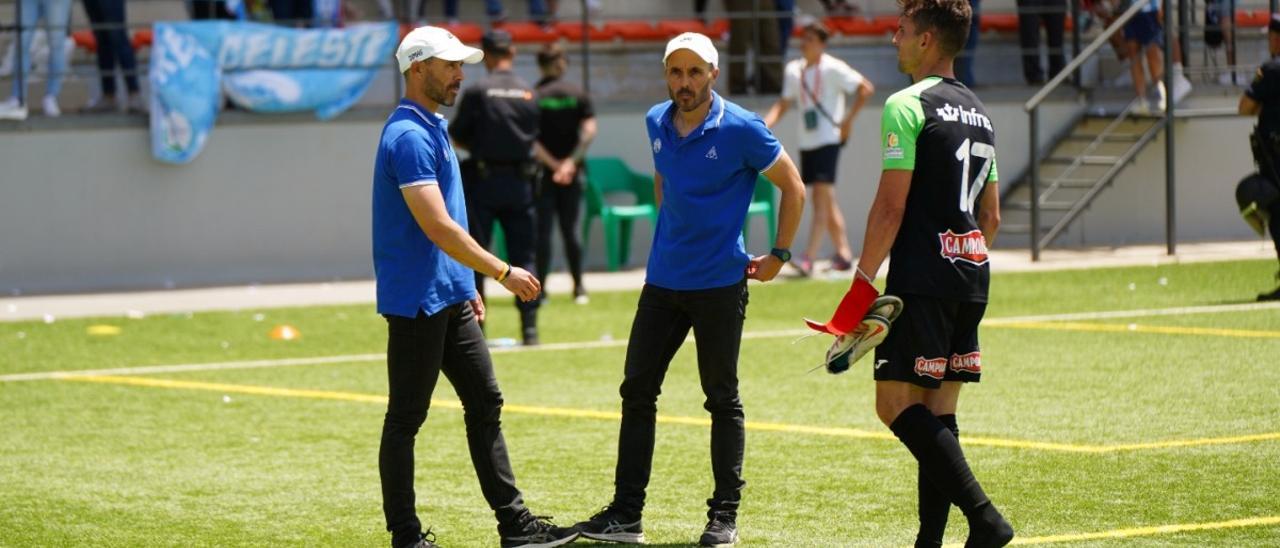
[535,171,585,293]
[1016,0,1067,84]
[612,281,749,517]
[724,0,783,94]
[1271,199,1280,261]
[465,170,540,317]
[81,0,138,96]
[379,304,525,547]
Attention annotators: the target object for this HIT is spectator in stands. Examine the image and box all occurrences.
[189,0,235,19]
[269,0,313,26]
[1124,0,1163,114]
[534,43,596,305]
[725,0,783,94]
[955,0,980,87]
[764,21,873,275]
[398,0,548,26]
[0,0,73,120]
[776,0,795,60]
[818,0,858,16]
[80,0,143,114]
[1015,0,1066,85]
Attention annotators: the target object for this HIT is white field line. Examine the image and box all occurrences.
[3,301,1278,383]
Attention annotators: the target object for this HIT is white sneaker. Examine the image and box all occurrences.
[1172,72,1192,105]
[0,97,27,120]
[1219,71,1247,87]
[574,294,590,305]
[1132,97,1151,116]
[42,95,60,117]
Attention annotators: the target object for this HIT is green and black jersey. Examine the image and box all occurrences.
[881,76,998,303]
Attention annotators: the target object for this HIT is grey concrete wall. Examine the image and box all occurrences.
[0,90,1083,294]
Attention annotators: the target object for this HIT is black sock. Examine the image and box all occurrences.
[915,413,958,547]
[890,405,1005,530]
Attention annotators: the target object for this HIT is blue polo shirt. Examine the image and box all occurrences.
[372,98,477,318]
[645,91,783,290]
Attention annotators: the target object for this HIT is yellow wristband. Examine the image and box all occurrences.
[496,263,511,282]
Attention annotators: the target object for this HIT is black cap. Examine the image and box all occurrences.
[482,29,513,51]
[1270,13,1280,33]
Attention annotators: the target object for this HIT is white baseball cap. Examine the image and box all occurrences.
[396,26,484,73]
[663,32,718,69]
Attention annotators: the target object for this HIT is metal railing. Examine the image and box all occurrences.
[1022,0,1161,261]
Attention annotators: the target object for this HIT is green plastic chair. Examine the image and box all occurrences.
[489,220,507,262]
[582,157,659,271]
[743,175,776,248]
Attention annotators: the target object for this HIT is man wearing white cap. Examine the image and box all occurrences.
[572,32,805,547]
[372,26,578,548]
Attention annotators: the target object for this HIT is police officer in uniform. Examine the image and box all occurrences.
[1237,14,1280,301]
[534,43,597,305]
[450,29,559,344]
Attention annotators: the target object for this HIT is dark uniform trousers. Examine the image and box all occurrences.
[612,280,749,517]
[379,303,525,546]
[535,169,586,291]
[466,165,541,319]
[1016,0,1067,84]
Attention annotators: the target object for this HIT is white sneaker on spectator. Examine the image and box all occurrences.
[1218,71,1247,87]
[0,97,27,120]
[42,95,60,118]
[1132,97,1151,116]
[1172,70,1192,105]
[126,94,148,114]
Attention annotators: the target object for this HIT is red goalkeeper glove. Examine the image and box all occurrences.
[804,276,878,336]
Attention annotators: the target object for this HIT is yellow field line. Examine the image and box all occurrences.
[938,515,1280,546]
[62,375,1280,453]
[995,321,1280,339]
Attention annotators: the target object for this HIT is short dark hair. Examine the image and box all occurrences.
[537,43,565,68]
[899,0,971,56]
[802,22,830,43]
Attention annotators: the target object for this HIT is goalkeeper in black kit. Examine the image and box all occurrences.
[804,0,1013,546]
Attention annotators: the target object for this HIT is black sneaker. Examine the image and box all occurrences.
[1259,275,1280,301]
[964,507,1014,548]
[399,530,438,548]
[699,514,737,547]
[572,506,645,543]
[500,514,579,548]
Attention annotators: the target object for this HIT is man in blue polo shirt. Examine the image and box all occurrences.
[372,25,577,548]
[572,32,805,548]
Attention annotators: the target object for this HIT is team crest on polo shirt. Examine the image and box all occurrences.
[652,138,662,154]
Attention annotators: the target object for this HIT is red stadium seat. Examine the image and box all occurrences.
[557,21,617,41]
[494,21,558,43]
[657,18,708,38]
[827,16,893,37]
[441,22,484,43]
[132,29,153,50]
[1238,9,1270,27]
[872,15,900,34]
[602,20,666,41]
[706,18,730,38]
[980,13,1019,33]
[71,29,97,53]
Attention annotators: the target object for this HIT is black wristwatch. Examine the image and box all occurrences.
[769,247,792,262]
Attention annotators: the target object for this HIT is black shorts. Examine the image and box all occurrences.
[800,144,841,184]
[873,294,986,389]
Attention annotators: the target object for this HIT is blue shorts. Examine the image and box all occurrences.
[1124,11,1163,47]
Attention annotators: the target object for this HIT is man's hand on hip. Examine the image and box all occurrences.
[500,266,542,302]
[470,296,486,323]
